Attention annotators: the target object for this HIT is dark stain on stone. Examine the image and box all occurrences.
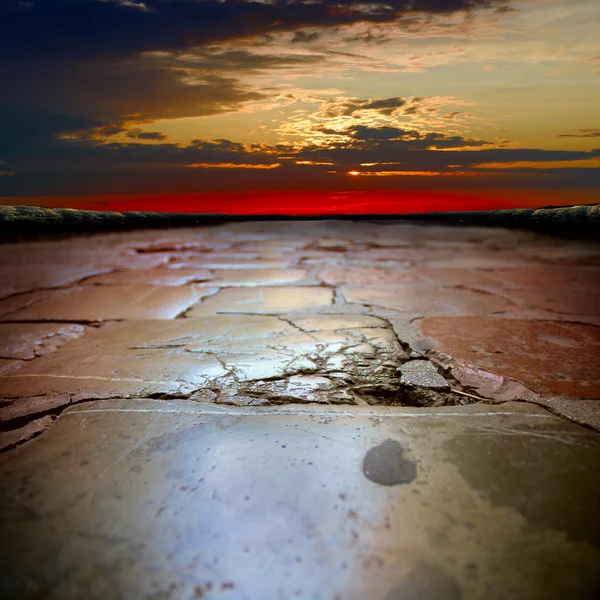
[445,427,600,549]
[362,439,416,486]
[383,562,461,600]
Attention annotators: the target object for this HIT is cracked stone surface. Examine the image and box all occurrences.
[342,283,519,316]
[199,267,307,286]
[399,360,450,390]
[0,401,599,599]
[2,284,219,321]
[186,286,334,316]
[168,255,290,269]
[1,220,599,597]
[0,221,598,438]
[84,267,214,286]
[0,315,417,407]
[419,317,600,400]
[0,264,112,298]
[0,323,87,359]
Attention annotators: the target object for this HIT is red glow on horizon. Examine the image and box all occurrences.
[1,189,596,215]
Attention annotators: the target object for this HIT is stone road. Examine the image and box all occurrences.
[0,220,599,599]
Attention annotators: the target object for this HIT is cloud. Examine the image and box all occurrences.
[2,106,599,198]
[0,0,514,170]
[558,129,600,138]
[0,1,513,60]
[126,129,167,141]
[344,125,489,149]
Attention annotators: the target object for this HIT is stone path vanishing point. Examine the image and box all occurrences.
[0,220,599,599]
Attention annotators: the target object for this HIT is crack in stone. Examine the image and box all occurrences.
[276,317,318,340]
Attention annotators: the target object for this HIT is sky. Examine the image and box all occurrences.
[0,0,599,214]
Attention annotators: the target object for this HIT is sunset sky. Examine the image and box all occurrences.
[0,0,599,214]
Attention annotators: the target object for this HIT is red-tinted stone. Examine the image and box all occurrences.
[505,287,600,316]
[413,268,501,288]
[490,267,600,289]
[0,415,55,452]
[419,317,600,398]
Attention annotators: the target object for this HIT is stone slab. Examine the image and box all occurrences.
[502,286,600,316]
[2,285,219,321]
[0,414,55,452]
[343,284,518,316]
[0,264,112,296]
[168,256,290,269]
[319,266,417,286]
[0,315,414,405]
[419,317,600,399]
[0,323,87,359]
[0,401,598,600]
[186,286,334,316]
[200,268,307,287]
[84,268,214,286]
[0,359,19,374]
[489,266,600,289]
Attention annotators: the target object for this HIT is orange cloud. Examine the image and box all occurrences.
[186,162,281,169]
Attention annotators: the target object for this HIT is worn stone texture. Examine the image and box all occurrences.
[319,265,417,286]
[0,323,87,359]
[186,286,334,316]
[399,360,449,390]
[0,220,599,436]
[2,284,219,321]
[419,317,600,399]
[84,267,214,286]
[342,283,519,316]
[0,315,423,407]
[0,264,112,297]
[0,401,598,600]
[0,414,55,452]
[201,267,307,286]
[168,255,290,269]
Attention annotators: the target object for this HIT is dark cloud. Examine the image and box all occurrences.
[319,97,409,118]
[1,59,265,125]
[0,0,512,180]
[0,1,512,60]
[558,129,600,138]
[291,30,322,44]
[2,113,599,197]
[126,129,167,141]
[329,125,489,150]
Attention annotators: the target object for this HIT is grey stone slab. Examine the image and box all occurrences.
[0,323,87,359]
[399,360,449,389]
[0,401,598,600]
[186,286,334,316]
[2,285,219,321]
[0,315,409,405]
[536,397,600,431]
